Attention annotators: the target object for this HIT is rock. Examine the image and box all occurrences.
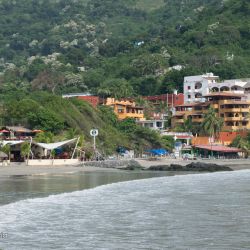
[147,165,170,171]
[184,162,233,172]
[83,159,143,170]
[147,162,233,172]
[124,160,143,170]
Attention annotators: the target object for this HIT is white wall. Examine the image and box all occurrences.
[27,159,79,166]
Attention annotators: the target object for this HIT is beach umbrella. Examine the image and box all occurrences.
[33,129,43,133]
[0,130,10,133]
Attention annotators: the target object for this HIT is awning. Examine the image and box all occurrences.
[33,129,43,133]
[0,130,10,133]
[193,145,241,153]
[6,126,32,133]
[33,138,77,150]
[1,140,24,146]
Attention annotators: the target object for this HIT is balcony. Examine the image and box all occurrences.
[192,118,203,123]
[173,119,184,124]
[220,108,249,113]
[224,117,244,122]
[219,100,250,105]
[223,125,249,131]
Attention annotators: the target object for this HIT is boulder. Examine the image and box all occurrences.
[147,162,233,172]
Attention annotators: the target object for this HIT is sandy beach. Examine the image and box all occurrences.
[0,158,249,177]
[0,164,118,177]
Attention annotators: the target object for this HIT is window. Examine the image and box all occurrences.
[188,95,191,99]
[188,86,191,90]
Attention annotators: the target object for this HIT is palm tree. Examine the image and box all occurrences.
[201,107,223,158]
[201,106,224,139]
[21,142,31,164]
[231,135,250,158]
[1,144,11,162]
[97,88,111,100]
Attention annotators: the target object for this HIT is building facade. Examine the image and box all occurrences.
[184,73,250,103]
[172,92,250,131]
[105,98,144,120]
[184,73,219,103]
[144,93,184,109]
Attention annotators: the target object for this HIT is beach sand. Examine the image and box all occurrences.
[0,164,117,177]
[0,158,249,177]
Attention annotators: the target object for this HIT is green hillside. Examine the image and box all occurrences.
[0,0,249,153]
[0,0,249,95]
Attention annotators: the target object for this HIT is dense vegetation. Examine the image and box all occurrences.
[0,0,249,154]
[0,90,169,155]
[0,0,249,95]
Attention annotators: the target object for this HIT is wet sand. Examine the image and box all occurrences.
[0,164,117,177]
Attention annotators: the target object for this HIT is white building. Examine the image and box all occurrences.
[184,73,219,103]
[184,73,250,103]
[136,119,166,131]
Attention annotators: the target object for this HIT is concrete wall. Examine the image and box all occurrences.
[27,159,79,166]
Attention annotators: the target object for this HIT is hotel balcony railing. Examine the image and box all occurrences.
[224,117,245,122]
[220,108,249,113]
[223,125,248,131]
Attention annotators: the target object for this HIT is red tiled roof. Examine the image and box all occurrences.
[193,145,241,152]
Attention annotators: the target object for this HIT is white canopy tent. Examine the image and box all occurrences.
[33,138,77,150]
[32,138,78,159]
[1,140,24,146]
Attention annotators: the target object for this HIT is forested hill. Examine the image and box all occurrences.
[0,0,249,97]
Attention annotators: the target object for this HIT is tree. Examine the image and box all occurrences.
[161,135,175,151]
[100,78,134,99]
[231,135,250,158]
[1,144,11,161]
[201,107,224,139]
[34,131,54,143]
[28,108,64,133]
[21,142,31,162]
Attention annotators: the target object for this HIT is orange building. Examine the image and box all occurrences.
[105,98,144,120]
[172,92,250,131]
[192,131,248,146]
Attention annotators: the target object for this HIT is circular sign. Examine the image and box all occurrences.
[90,129,99,137]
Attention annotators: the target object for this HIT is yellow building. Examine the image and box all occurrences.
[105,98,144,120]
[172,92,250,131]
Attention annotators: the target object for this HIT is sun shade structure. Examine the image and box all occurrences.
[33,138,77,150]
[1,140,24,146]
[5,126,33,133]
[193,145,241,152]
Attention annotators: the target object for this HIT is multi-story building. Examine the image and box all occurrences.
[172,92,250,131]
[184,73,250,103]
[144,93,184,109]
[184,73,219,103]
[105,98,144,121]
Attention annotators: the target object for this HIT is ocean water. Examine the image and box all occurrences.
[0,170,250,249]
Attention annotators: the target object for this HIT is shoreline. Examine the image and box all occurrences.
[136,158,250,171]
[0,158,249,177]
[0,164,118,178]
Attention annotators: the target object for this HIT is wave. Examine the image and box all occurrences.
[0,170,250,250]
